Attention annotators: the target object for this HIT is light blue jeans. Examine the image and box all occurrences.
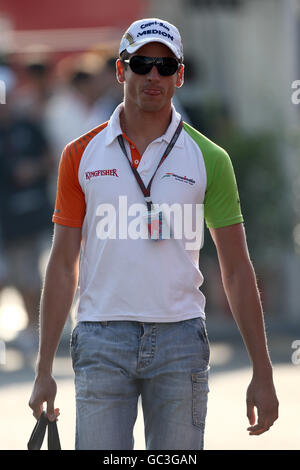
[70,318,210,450]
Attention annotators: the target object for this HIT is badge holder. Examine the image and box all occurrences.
[142,202,170,241]
[118,119,183,243]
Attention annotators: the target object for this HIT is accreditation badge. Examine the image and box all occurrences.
[142,206,170,241]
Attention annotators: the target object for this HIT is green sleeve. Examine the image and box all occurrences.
[183,122,244,229]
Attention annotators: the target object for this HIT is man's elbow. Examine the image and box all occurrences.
[221,256,257,288]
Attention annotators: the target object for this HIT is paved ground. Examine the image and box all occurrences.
[0,318,299,451]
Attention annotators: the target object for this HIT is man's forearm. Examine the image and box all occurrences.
[36,256,79,375]
[221,260,273,377]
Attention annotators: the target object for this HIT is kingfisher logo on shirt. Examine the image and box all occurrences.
[85,169,119,180]
[161,172,195,185]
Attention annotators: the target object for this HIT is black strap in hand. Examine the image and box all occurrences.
[27,411,61,450]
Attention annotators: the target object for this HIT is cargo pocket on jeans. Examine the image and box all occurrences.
[192,369,209,430]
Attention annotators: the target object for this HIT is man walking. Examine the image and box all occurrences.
[29,18,278,450]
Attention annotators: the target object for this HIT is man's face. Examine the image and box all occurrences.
[116,42,184,113]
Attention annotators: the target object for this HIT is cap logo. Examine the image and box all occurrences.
[124,32,134,45]
[140,21,170,31]
[137,29,174,41]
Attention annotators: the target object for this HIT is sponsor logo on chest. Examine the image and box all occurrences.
[85,169,119,180]
[161,172,195,185]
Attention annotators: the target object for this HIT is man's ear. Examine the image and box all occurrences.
[116,59,126,84]
[176,64,184,88]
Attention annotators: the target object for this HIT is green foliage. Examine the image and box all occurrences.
[214,128,294,261]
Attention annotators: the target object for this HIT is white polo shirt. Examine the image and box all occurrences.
[53,103,243,323]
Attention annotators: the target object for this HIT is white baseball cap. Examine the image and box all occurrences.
[119,18,183,61]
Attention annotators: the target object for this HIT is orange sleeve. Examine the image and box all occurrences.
[52,142,86,227]
[52,122,109,227]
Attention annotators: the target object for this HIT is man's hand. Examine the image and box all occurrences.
[246,375,279,435]
[29,373,60,422]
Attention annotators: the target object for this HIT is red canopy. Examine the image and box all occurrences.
[0,0,146,30]
[0,0,148,56]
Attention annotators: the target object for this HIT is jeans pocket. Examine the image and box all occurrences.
[196,319,210,364]
[192,369,209,430]
[70,324,80,366]
[71,324,79,347]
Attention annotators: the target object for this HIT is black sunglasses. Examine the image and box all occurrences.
[123,56,181,76]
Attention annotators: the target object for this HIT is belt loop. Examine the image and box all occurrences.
[100,321,108,326]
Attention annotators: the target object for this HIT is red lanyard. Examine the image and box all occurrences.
[118,120,183,211]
